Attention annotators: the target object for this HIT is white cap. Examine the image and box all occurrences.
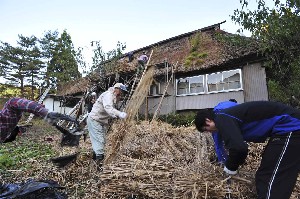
[114,83,127,92]
[91,92,96,96]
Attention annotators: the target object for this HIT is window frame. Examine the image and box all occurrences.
[176,75,205,96]
[206,69,243,94]
[149,82,162,96]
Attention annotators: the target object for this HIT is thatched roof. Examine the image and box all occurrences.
[58,21,261,96]
[56,72,101,96]
[106,21,260,76]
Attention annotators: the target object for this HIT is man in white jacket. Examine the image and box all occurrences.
[87,83,127,163]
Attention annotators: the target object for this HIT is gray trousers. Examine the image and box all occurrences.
[87,116,107,156]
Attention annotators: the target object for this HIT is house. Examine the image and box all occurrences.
[43,94,81,114]
[56,21,268,116]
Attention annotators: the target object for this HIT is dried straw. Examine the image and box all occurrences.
[3,121,300,198]
[105,65,155,164]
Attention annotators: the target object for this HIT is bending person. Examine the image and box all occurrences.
[0,97,78,143]
[195,101,300,199]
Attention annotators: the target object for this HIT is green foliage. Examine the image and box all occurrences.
[0,98,8,109]
[0,140,55,170]
[0,84,40,99]
[267,79,289,103]
[92,41,126,74]
[190,33,202,53]
[184,33,208,67]
[0,35,45,99]
[44,30,81,86]
[0,84,21,98]
[231,0,300,105]
[157,112,196,127]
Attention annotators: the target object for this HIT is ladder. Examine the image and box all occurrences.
[57,85,97,128]
[125,49,154,107]
[25,85,52,124]
[151,62,177,121]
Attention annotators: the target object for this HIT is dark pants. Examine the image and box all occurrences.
[255,131,300,199]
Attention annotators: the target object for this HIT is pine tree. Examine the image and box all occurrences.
[41,30,81,87]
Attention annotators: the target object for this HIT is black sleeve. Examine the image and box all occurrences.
[215,114,248,171]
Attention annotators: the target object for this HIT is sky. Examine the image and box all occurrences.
[0,0,275,68]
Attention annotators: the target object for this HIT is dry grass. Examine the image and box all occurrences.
[2,119,300,198]
[105,65,155,164]
[2,68,300,198]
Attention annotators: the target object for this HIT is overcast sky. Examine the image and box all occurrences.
[0,0,275,67]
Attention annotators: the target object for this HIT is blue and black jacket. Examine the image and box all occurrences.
[215,101,300,171]
[212,101,238,163]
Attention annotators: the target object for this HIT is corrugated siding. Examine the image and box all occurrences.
[141,96,176,115]
[139,62,268,115]
[176,91,244,110]
[243,63,269,102]
[139,81,176,115]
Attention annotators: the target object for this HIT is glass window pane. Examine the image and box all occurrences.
[177,78,189,95]
[190,76,204,93]
[150,84,159,95]
[229,81,240,89]
[223,70,240,82]
[207,73,222,92]
[208,84,217,92]
[218,82,226,91]
[191,82,204,93]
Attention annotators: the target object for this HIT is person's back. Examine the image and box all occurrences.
[88,88,121,125]
[195,100,300,199]
[217,101,300,141]
[138,51,148,65]
[0,97,78,143]
[213,101,237,112]
[212,100,238,163]
[0,98,48,139]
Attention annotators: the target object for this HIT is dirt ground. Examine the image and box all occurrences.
[1,118,300,198]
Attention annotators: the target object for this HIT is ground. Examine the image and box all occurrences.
[1,118,300,198]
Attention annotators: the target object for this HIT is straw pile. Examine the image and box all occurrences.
[2,58,300,198]
[2,120,300,198]
[101,121,255,198]
[105,65,155,164]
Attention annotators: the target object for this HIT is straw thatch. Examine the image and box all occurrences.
[2,120,300,198]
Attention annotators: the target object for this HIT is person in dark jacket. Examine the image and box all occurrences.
[0,97,78,143]
[194,101,300,199]
[212,100,238,163]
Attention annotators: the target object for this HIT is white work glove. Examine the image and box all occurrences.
[119,112,127,119]
[224,166,237,175]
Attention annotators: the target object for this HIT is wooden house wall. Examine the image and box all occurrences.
[242,63,269,102]
[175,91,244,110]
[140,95,176,115]
[141,62,268,115]
[44,97,77,114]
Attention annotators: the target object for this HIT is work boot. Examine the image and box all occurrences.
[95,154,104,161]
[94,154,104,171]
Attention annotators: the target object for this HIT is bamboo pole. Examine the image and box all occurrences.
[151,61,178,121]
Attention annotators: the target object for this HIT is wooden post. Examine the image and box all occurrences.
[145,96,148,121]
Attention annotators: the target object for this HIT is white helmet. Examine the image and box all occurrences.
[114,83,128,92]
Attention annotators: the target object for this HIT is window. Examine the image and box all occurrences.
[149,83,161,95]
[176,75,204,95]
[207,69,242,93]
